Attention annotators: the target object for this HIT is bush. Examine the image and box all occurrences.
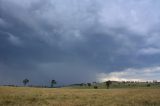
[147,84,151,87]
[94,86,98,89]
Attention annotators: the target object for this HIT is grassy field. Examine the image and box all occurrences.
[0,87,160,106]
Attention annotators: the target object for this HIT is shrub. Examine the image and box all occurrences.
[147,84,151,87]
[94,86,98,89]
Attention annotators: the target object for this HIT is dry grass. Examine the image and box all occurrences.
[0,87,160,106]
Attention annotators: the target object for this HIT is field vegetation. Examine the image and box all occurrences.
[68,81,160,89]
[0,86,160,106]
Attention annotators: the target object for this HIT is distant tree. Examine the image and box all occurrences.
[51,80,57,88]
[153,80,157,84]
[92,82,97,85]
[87,83,91,88]
[122,81,126,84]
[105,80,112,89]
[23,78,29,86]
[80,83,84,86]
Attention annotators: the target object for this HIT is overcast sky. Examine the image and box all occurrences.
[1,0,160,85]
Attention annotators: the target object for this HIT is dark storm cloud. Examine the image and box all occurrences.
[1,0,160,85]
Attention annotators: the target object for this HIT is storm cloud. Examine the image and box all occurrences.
[1,0,160,85]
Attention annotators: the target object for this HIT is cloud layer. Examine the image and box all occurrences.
[1,0,160,85]
[98,66,160,82]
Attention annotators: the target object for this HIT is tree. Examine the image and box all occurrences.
[105,80,112,89]
[23,78,29,86]
[80,83,84,86]
[51,80,57,88]
[87,83,91,88]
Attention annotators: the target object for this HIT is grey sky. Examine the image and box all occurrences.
[1,0,160,85]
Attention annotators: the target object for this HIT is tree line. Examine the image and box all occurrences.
[22,78,112,89]
[22,78,57,88]
[22,79,159,89]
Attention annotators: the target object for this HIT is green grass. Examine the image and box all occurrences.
[0,86,160,106]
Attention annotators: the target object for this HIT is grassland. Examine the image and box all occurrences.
[0,86,160,106]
